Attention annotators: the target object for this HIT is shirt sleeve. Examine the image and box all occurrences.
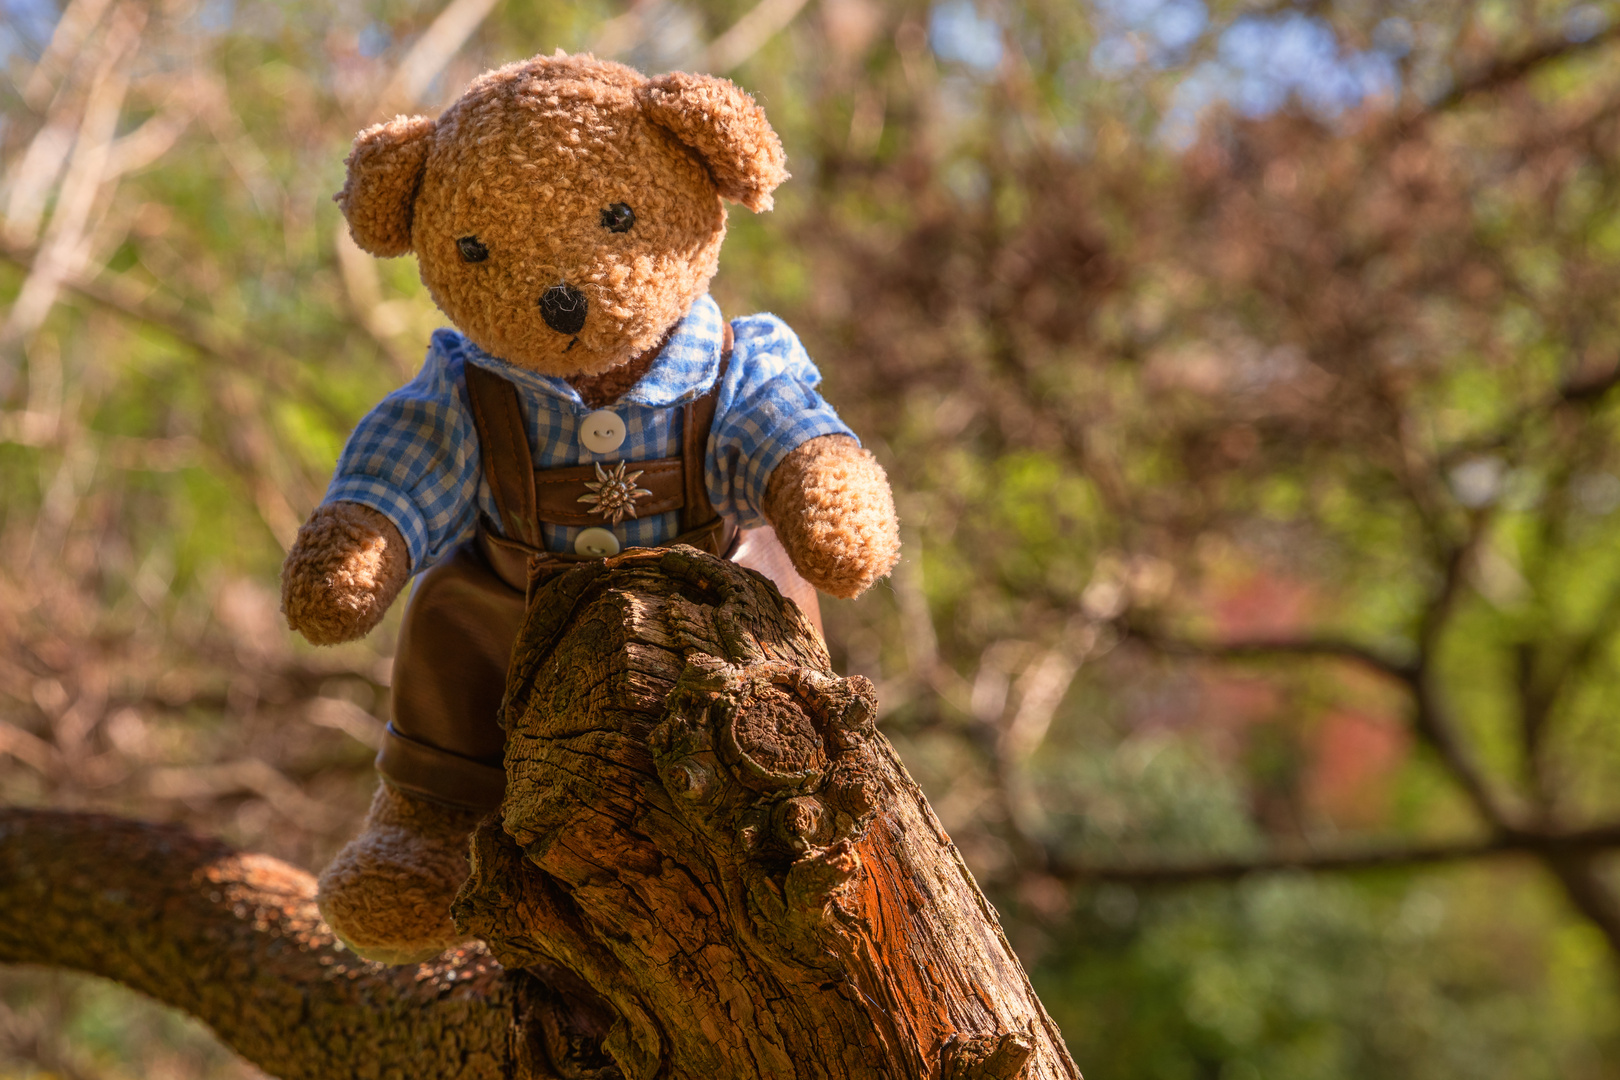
[322,331,481,572]
[707,314,858,531]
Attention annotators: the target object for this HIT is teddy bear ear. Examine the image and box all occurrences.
[637,72,789,212]
[334,115,437,256]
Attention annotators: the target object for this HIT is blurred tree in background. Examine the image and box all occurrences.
[6,0,1620,1076]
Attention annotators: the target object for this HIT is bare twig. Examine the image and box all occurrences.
[16,0,116,110]
[1517,574,1620,808]
[145,759,332,831]
[0,3,145,371]
[885,525,975,716]
[102,94,196,179]
[195,74,283,216]
[981,627,1096,869]
[703,0,814,73]
[3,109,79,249]
[371,0,502,114]
[1437,361,1620,472]
[333,228,419,380]
[1541,853,1620,961]
[0,721,59,774]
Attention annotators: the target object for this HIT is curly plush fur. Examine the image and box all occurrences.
[335,114,436,257]
[289,51,900,963]
[334,52,782,381]
[315,781,484,964]
[637,70,788,212]
[765,435,901,599]
[281,502,410,645]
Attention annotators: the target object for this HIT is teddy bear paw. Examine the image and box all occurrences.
[281,502,411,646]
[765,435,902,599]
[316,780,485,965]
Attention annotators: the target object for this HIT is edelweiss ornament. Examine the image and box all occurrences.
[579,461,653,524]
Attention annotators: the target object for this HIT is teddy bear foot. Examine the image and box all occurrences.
[316,779,487,965]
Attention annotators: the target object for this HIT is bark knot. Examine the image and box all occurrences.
[651,659,881,960]
[941,1029,1036,1080]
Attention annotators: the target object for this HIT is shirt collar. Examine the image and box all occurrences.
[447,294,724,412]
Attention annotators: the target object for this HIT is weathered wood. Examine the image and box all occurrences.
[454,546,1079,1080]
[0,807,542,1079]
[0,547,1080,1080]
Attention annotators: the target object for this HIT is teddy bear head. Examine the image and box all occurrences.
[335,52,788,378]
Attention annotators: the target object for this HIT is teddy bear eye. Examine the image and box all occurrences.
[457,236,489,263]
[600,203,635,233]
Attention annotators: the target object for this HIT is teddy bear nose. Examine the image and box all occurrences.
[539,284,588,335]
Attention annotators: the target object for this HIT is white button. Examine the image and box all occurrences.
[574,527,620,557]
[580,410,626,454]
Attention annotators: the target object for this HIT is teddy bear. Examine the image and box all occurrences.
[278,51,901,964]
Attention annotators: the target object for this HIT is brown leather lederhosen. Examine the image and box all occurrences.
[375,326,818,811]
[468,335,739,601]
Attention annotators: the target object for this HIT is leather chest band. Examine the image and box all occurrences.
[533,455,687,527]
[463,323,734,573]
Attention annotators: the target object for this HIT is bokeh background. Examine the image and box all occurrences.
[6,0,1620,1075]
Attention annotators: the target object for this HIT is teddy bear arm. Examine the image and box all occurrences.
[763,435,901,600]
[281,501,412,646]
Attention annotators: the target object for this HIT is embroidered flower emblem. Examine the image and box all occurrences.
[578,461,653,525]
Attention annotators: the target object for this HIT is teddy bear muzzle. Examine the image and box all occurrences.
[539,283,588,335]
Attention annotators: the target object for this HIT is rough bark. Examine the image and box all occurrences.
[0,547,1079,1080]
[0,807,544,1079]
[454,546,1079,1080]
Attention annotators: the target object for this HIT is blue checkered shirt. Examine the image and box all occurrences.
[323,294,856,572]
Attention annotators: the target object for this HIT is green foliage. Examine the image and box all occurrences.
[1043,869,1620,1080]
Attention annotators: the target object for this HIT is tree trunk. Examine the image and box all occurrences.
[454,547,1078,1080]
[0,547,1079,1080]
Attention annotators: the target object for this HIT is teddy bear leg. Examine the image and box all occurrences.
[316,779,485,964]
[318,539,523,963]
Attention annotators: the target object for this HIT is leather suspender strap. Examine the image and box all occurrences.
[465,319,736,583]
[464,364,542,551]
[681,322,733,546]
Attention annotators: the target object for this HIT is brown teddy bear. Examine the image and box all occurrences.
[279,51,900,964]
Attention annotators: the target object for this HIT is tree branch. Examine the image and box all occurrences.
[1423,20,1620,116]
[3,550,1086,1080]
[1541,852,1620,961]
[1519,566,1620,806]
[1052,820,1620,886]
[1411,523,1522,828]
[456,547,1079,1080]
[0,807,557,1080]
[1124,623,1418,684]
[702,0,814,73]
[1127,527,1520,830]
